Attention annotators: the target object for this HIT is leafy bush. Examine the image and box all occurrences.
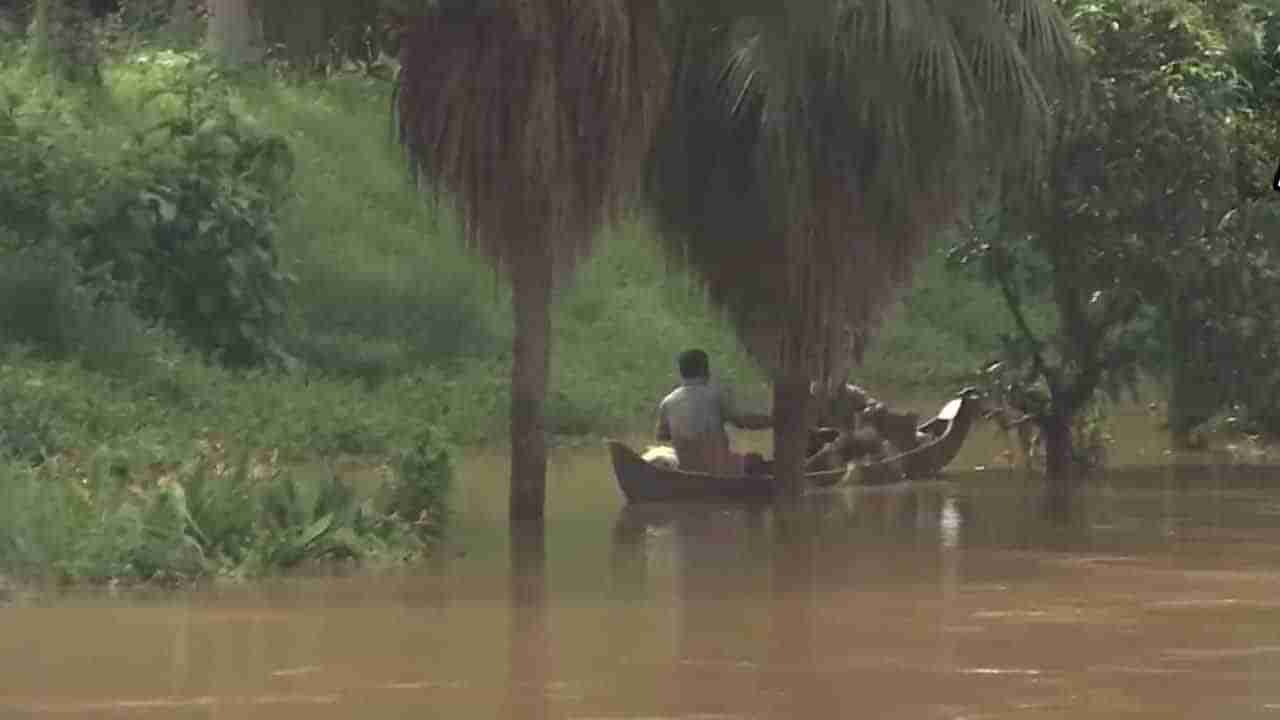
[0,245,157,374]
[0,436,452,586]
[86,54,297,366]
[383,424,453,540]
[0,51,296,368]
[244,467,364,573]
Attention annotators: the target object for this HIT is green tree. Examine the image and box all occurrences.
[953,0,1280,475]
[1173,0,1280,439]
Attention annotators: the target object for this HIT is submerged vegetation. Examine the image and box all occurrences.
[0,421,452,586]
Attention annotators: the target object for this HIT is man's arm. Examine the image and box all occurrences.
[656,405,672,442]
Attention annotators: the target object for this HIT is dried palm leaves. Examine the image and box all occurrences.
[393,0,667,283]
[647,1,1082,387]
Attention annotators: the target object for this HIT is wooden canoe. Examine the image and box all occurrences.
[609,389,983,504]
[850,389,983,486]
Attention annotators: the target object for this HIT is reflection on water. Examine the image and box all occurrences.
[5,440,1280,718]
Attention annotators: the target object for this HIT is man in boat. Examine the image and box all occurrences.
[810,380,881,431]
[805,381,925,470]
[804,422,895,472]
[655,349,772,475]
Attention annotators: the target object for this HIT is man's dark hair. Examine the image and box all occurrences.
[677,349,710,380]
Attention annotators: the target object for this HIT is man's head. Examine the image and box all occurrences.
[677,349,710,381]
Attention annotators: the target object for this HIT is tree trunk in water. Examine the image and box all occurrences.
[1166,302,1216,450]
[509,255,552,552]
[772,374,811,496]
[765,497,827,715]
[505,255,551,718]
[206,0,262,66]
[1040,409,1077,488]
[505,539,549,720]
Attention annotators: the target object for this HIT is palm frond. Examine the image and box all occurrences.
[393,0,668,281]
[646,0,1081,384]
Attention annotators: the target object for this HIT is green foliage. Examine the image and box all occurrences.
[0,437,448,586]
[0,347,457,464]
[0,245,155,375]
[236,72,506,380]
[860,234,1053,389]
[181,453,258,567]
[0,50,297,368]
[1166,201,1280,435]
[967,351,1112,470]
[92,53,297,366]
[0,78,98,247]
[383,424,453,540]
[952,0,1280,469]
[246,468,361,572]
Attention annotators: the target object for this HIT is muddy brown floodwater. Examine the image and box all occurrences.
[5,405,1280,719]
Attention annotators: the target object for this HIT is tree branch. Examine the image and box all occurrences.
[992,243,1059,394]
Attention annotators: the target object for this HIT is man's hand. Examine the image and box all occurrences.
[656,411,672,442]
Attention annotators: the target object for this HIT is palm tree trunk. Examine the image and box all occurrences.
[510,253,552,548]
[772,374,811,496]
[504,549,549,720]
[765,497,821,715]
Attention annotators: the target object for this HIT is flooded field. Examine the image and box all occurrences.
[4,405,1280,718]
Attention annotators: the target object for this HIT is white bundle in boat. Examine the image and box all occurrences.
[642,445,679,470]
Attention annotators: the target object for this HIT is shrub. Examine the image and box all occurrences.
[0,437,454,586]
[85,53,297,367]
[0,245,156,374]
[383,424,453,540]
[0,51,297,368]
